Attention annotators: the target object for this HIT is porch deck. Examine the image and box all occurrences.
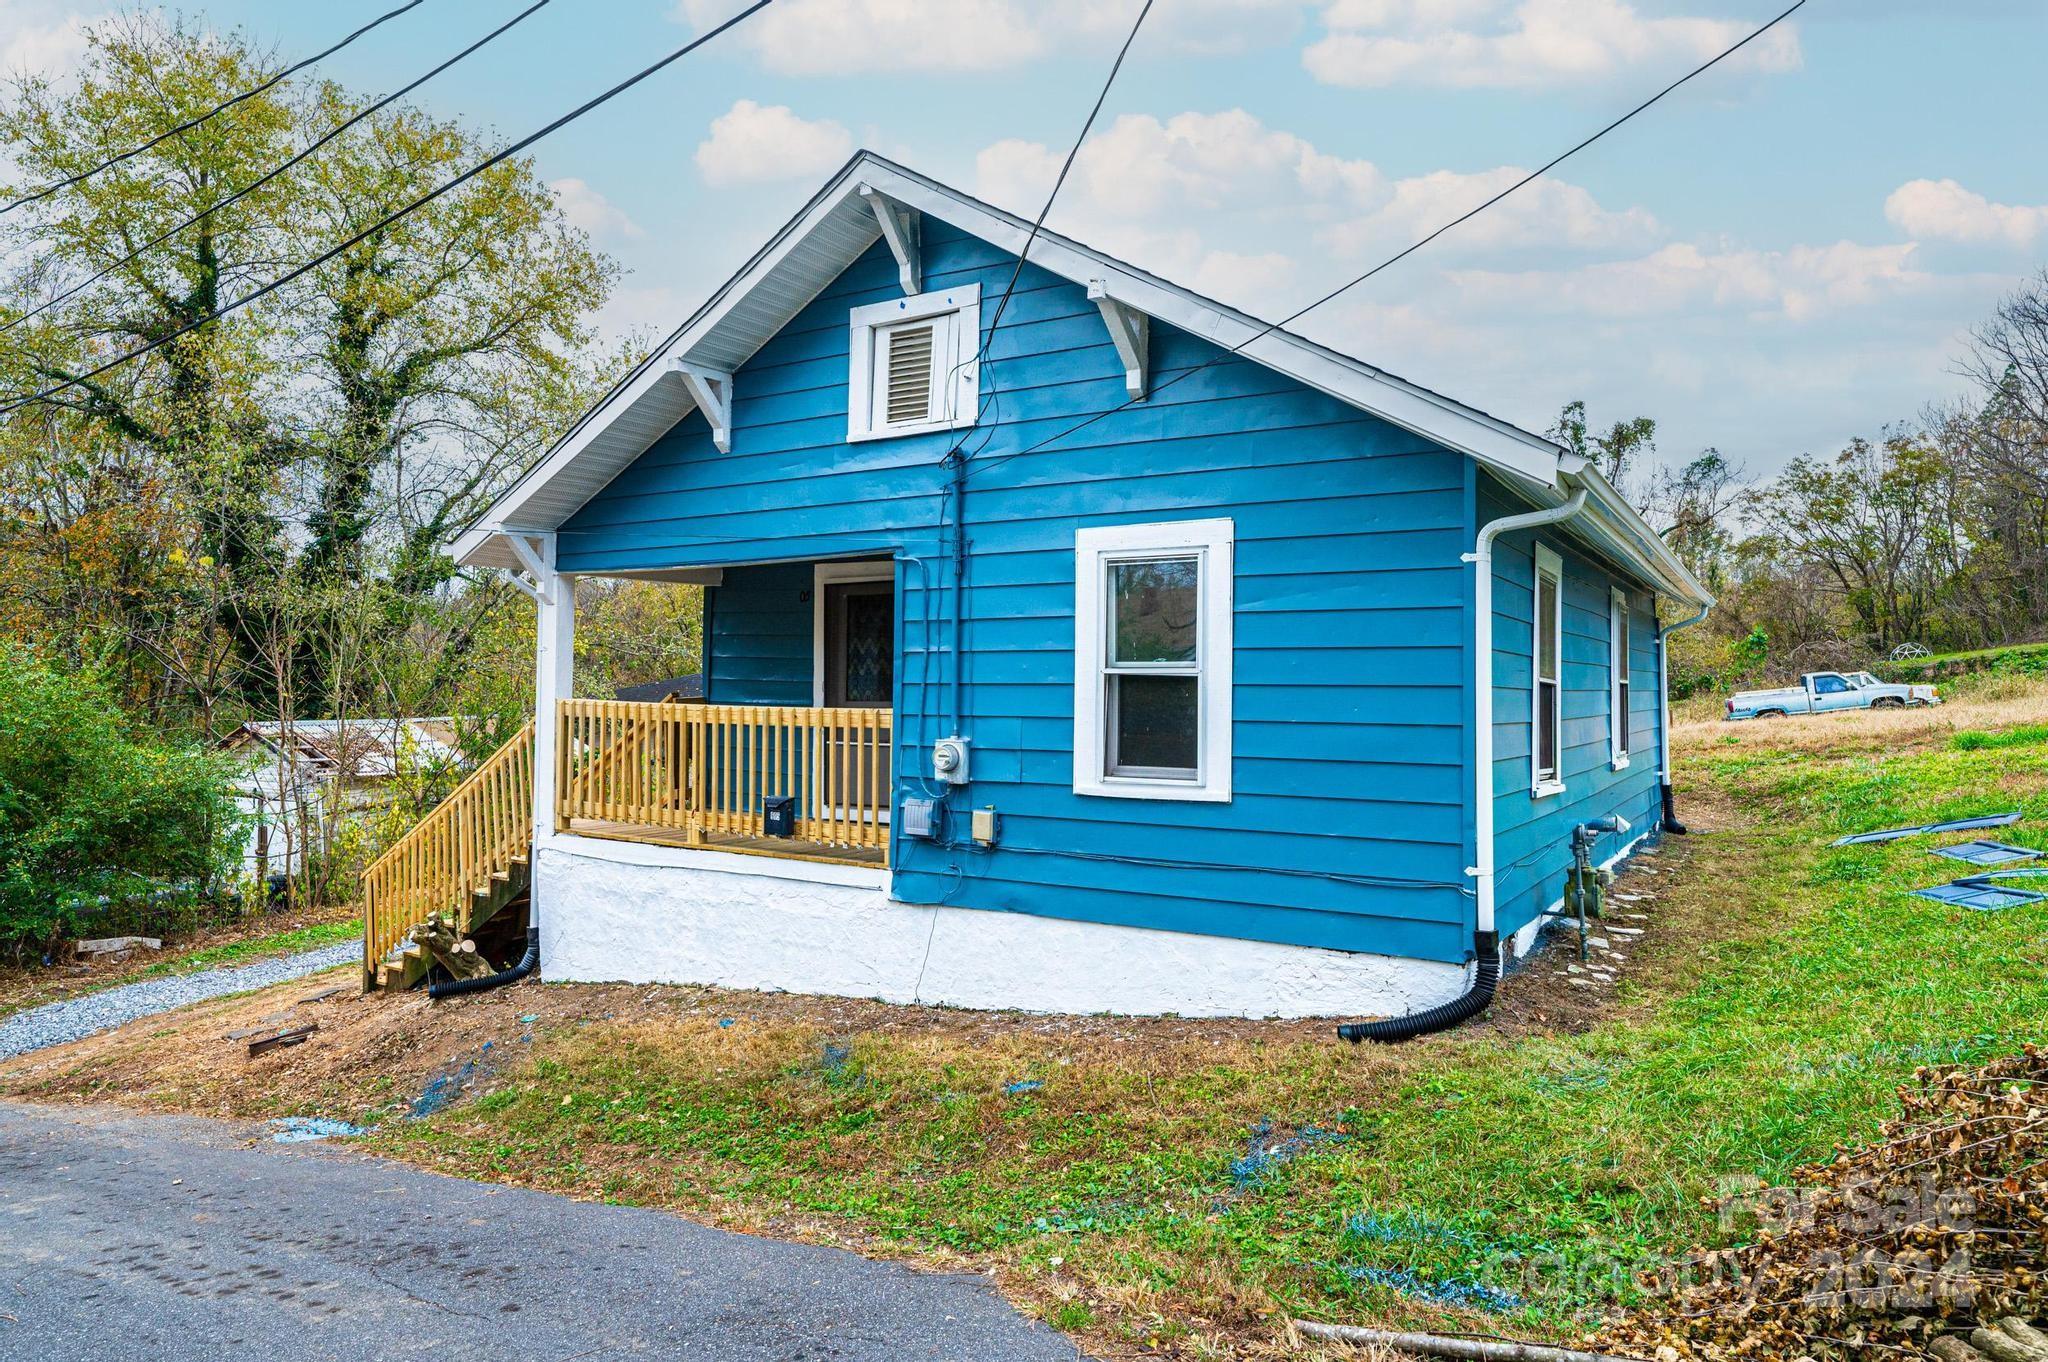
[563,818,887,867]
[555,699,893,867]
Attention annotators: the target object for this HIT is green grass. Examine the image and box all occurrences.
[1950,723,2048,750]
[124,917,360,979]
[361,721,2048,1353]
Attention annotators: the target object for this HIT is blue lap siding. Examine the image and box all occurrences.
[557,216,1662,966]
[1480,474,1664,941]
[559,220,1474,963]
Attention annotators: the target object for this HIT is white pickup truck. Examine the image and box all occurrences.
[1725,670,1940,720]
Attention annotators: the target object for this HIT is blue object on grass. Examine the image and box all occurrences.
[1913,881,2048,912]
[1228,1118,1348,1189]
[1834,810,2023,846]
[717,1018,735,1028]
[1341,1264,1522,1313]
[411,1059,477,1118]
[1930,840,2042,866]
[1003,1079,1043,1095]
[269,1116,367,1143]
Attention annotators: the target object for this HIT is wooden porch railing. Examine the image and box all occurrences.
[361,719,534,977]
[556,699,892,860]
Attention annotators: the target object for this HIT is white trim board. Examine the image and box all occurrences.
[1072,518,1234,803]
[532,833,1461,1019]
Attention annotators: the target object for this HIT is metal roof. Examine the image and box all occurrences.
[453,151,1711,610]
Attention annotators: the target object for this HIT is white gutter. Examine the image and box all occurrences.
[1467,487,1588,937]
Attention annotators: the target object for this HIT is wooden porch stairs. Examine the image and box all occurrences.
[362,720,535,992]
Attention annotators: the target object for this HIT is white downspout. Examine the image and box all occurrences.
[1657,602,1711,830]
[1468,488,1587,939]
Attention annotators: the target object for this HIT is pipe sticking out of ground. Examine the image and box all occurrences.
[1291,1319,1647,1362]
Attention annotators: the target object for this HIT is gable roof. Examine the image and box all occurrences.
[453,151,1710,608]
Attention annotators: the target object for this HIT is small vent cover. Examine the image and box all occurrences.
[884,323,935,425]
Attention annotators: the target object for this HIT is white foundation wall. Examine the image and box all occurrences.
[534,833,1465,1020]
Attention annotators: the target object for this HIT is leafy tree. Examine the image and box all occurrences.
[1551,399,1658,487]
[0,644,242,959]
[0,13,621,727]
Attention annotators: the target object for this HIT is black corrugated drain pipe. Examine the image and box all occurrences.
[1337,930,1500,1044]
[429,927,539,1000]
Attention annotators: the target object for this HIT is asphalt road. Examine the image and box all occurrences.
[0,1101,1085,1362]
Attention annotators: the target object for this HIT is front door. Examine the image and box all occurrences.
[818,572,894,828]
[822,579,893,708]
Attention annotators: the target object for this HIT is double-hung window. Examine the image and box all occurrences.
[1073,519,1233,802]
[847,284,980,441]
[1610,587,1632,768]
[1532,543,1565,797]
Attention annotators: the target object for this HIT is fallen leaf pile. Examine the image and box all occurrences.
[1603,1045,2046,1360]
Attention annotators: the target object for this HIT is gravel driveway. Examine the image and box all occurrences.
[0,941,358,1061]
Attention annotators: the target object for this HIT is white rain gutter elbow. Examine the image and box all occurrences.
[1468,487,1588,938]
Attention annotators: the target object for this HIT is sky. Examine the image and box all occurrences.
[6,0,2046,483]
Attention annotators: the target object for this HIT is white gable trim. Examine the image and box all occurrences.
[453,152,1708,610]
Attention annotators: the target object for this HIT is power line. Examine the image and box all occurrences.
[938,0,1154,448]
[1,1,428,216]
[978,0,1154,351]
[2,0,553,338]
[0,0,779,418]
[966,0,1813,484]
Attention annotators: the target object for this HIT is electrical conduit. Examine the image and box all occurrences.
[1340,487,1589,1043]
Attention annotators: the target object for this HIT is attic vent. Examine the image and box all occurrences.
[846,282,980,443]
[884,322,935,425]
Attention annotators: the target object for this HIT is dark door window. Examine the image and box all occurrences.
[824,579,894,708]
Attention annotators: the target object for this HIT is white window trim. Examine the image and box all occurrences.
[847,282,980,443]
[812,560,896,706]
[1532,542,1566,799]
[1073,519,1233,803]
[1609,586,1632,770]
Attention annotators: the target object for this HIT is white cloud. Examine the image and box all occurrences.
[1303,0,1802,90]
[1320,165,1660,257]
[551,178,644,240]
[974,109,1655,311]
[0,1,94,80]
[694,99,854,187]
[672,0,1306,76]
[1885,178,2048,248]
[1444,240,1928,322]
[979,110,1384,223]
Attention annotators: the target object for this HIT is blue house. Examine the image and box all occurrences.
[404,153,1711,1024]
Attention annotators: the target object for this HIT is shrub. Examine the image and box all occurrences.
[0,646,244,960]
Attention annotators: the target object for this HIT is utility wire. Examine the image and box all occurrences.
[1,0,552,338]
[1,0,428,216]
[0,0,779,417]
[979,0,1154,350]
[966,0,1813,484]
[939,0,1154,444]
